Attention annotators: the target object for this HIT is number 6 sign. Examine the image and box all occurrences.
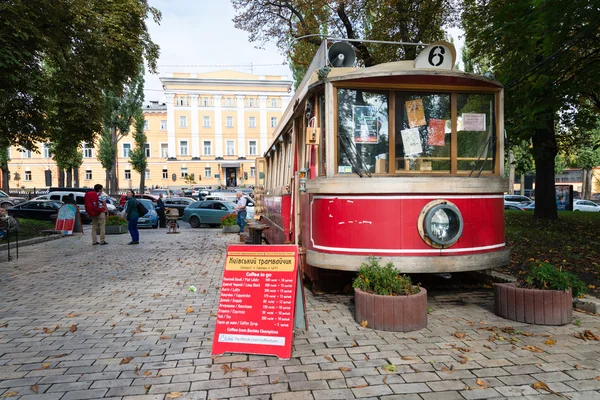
[414,41,456,70]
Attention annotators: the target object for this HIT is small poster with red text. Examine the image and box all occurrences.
[55,204,78,235]
[212,245,300,359]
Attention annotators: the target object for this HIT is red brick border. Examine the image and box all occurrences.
[494,283,572,325]
[354,287,427,331]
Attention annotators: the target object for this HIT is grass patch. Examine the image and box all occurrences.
[502,211,600,296]
[0,218,55,242]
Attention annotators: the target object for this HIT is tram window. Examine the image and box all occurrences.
[457,94,496,172]
[337,89,388,175]
[395,92,451,172]
[318,93,326,176]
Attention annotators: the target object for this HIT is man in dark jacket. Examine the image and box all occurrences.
[156,193,166,228]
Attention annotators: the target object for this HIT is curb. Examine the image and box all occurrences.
[0,233,65,252]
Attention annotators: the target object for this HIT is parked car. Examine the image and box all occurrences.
[34,191,94,221]
[522,202,536,211]
[8,200,63,221]
[573,199,600,212]
[136,199,158,229]
[0,190,26,209]
[164,197,196,217]
[504,194,533,207]
[504,204,525,211]
[150,189,174,198]
[119,193,159,209]
[205,194,255,219]
[182,200,235,228]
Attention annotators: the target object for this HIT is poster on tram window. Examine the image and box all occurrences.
[401,128,423,156]
[462,113,486,131]
[406,99,426,128]
[427,119,446,146]
[352,105,379,143]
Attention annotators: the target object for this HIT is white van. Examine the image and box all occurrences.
[35,191,116,218]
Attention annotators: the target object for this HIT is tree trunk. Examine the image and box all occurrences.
[1,168,9,192]
[105,170,110,195]
[532,125,558,220]
[110,126,119,195]
[520,174,525,197]
[508,150,515,194]
[584,169,592,199]
[58,169,65,187]
[139,173,145,195]
[73,168,80,188]
[66,169,73,187]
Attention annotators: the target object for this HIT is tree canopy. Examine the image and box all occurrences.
[232,0,460,83]
[0,0,160,150]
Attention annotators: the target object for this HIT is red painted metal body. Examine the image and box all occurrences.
[262,194,292,245]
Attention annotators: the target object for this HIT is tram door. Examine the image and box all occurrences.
[225,167,237,187]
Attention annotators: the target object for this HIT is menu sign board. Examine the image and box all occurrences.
[212,245,300,359]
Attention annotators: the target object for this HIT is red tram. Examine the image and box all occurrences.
[254,40,509,291]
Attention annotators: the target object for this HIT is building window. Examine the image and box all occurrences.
[247,98,256,108]
[21,149,32,158]
[250,167,256,178]
[271,117,278,128]
[270,98,277,108]
[249,140,257,156]
[177,96,189,106]
[249,117,256,128]
[204,167,211,178]
[144,143,150,157]
[161,144,168,158]
[180,140,188,156]
[203,141,211,155]
[125,170,131,180]
[25,171,32,181]
[85,170,92,180]
[181,167,188,178]
[226,116,233,128]
[42,143,52,159]
[203,116,210,127]
[223,97,235,107]
[160,120,167,130]
[162,169,168,179]
[201,97,213,107]
[179,116,187,127]
[145,169,150,179]
[144,120,149,130]
[226,140,235,156]
[123,143,131,158]
[83,143,93,158]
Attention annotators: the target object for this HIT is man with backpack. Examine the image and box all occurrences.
[84,184,107,245]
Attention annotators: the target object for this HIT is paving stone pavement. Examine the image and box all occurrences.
[0,224,599,400]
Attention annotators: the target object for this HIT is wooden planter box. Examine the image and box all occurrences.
[354,287,427,332]
[222,225,240,233]
[494,283,572,325]
[104,225,127,235]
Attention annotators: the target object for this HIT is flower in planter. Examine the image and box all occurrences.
[353,256,420,296]
[220,213,237,227]
[521,261,586,297]
[106,215,127,226]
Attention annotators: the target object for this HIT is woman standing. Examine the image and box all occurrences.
[123,189,140,244]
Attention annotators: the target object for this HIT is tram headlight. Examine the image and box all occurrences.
[418,200,463,248]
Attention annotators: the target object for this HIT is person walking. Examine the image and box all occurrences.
[234,191,247,233]
[156,193,166,228]
[123,189,140,244]
[84,184,107,245]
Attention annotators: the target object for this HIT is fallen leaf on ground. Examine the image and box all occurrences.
[40,363,51,370]
[1,392,17,397]
[65,313,79,318]
[30,384,38,394]
[595,376,600,381]
[272,377,279,384]
[166,392,182,399]
[43,325,60,334]
[523,345,544,353]
[453,331,466,339]
[531,381,569,398]
[364,354,370,361]
[323,356,333,362]
[209,312,216,317]
[457,347,471,353]
[159,336,171,340]
[50,354,68,359]
[459,355,469,364]
[69,324,77,333]
[185,306,194,314]
[545,339,556,346]
[143,309,150,313]
[241,367,255,373]
[0,323,7,328]
[401,356,414,360]
[574,330,600,341]
[152,293,162,298]
[221,364,237,374]
[476,378,486,387]
[120,357,134,365]
[353,384,368,389]
[144,385,151,393]
[351,341,358,347]
[339,367,352,371]
[144,371,152,376]
[382,375,388,384]
[360,320,368,328]
[382,364,397,373]
[441,365,455,373]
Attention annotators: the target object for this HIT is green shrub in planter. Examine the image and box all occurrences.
[353,256,420,296]
[220,213,237,227]
[106,215,127,226]
[522,261,586,297]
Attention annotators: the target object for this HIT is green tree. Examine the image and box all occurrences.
[129,109,148,194]
[0,141,10,192]
[50,142,83,187]
[462,0,600,219]
[0,0,160,150]
[232,0,459,85]
[101,69,145,194]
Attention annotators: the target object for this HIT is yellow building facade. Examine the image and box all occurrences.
[7,70,292,191]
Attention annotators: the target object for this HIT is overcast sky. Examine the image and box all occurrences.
[144,1,464,102]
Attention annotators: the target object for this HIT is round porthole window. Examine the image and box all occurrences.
[418,200,463,248]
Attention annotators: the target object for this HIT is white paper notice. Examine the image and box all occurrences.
[401,128,423,156]
[462,113,486,131]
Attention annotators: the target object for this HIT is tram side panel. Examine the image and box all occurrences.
[262,194,292,245]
